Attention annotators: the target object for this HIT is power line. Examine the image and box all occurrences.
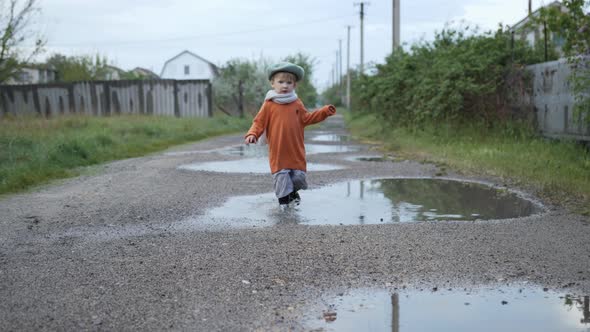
[45,14,355,47]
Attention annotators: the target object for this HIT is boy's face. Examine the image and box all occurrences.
[271,73,297,94]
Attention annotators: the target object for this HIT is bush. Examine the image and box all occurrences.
[355,25,552,127]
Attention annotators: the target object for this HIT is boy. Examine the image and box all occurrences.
[244,62,336,206]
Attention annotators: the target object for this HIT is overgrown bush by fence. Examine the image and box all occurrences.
[354,25,555,127]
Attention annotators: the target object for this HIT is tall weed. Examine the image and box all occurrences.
[0,114,250,195]
[347,112,590,213]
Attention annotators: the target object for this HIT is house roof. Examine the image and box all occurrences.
[131,67,159,78]
[21,63,58,72]
[511,1,566,30]
[105,65,125,74]
[160,50,219,77]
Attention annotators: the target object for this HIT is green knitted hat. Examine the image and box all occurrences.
[268,62,305,81]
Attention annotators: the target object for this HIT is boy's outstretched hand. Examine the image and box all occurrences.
[327,105,336,115]
[244,134,257,145]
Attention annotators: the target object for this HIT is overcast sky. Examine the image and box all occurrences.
[34,0,548,89]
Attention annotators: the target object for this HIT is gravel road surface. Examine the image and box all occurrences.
[1,114,589,331]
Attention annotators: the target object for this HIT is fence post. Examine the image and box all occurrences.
[207,82,212,117]
[104,84,112,116]
[173,80,180,117]
[32,86,42,117]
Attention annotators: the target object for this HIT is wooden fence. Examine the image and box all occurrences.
[0,79,212,118]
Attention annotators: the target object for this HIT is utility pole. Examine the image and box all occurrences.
[331,66,335,87]
[346,25,352,109]
[392,0,400,52]
[338,39,343,87]
[354,2,369,75]
[528,0,532,15]
[338,38,343,103]
[335,49,340,86]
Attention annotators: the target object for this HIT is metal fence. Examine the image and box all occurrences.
[0,79,212,118]
[527,57,590,142]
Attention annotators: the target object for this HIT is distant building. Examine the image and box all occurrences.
[511,1,568,56]
[160,50,218,81]
[129,67,160,79]
[103,65,125,80]
[5,65,57,85]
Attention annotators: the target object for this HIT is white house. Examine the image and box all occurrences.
[160,50,218,81]
[130,67,159,79]
[511,1,567,55]
[5,65,57,85]
[103,65,125,80]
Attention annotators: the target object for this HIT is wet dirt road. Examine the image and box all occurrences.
[1,114,589,331]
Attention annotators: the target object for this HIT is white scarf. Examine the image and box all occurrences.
[265,90,298,104]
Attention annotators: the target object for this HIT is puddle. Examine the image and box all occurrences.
[178,158,345,173]
[345,155,393,162]
[215,143,361,157]
[305,144,361,154]
[164,148,219,156]
[165,143,360,157]
[303,287,590,332]
[311,133,351,142]
[213,145,269,157]
[180,178,541,230]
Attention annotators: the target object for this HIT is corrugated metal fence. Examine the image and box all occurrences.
[0,79,212,118]
[527,58,590,142]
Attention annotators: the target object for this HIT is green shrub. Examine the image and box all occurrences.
[356,25,553,127]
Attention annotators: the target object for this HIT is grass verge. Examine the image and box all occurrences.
[0,114,251,195]
[345,111,590,215]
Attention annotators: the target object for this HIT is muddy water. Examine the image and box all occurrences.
[303,287,590,332]
[344,155,394,162]
[182,178,542,230]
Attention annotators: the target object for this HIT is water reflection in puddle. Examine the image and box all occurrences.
[304,287,590,332]
[306,144,361,154]
[165,143,360,157]
[178,158,345,173]
[311,133,351,142]
[182,178,541,229]
[216,143,361,157]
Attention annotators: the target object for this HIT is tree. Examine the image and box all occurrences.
[212,58,270,117]
[283,53,318,108]
[212,53,320,117]
[538,0,590,121]
[353,25,547,126]
[45,53,111,82]
[538,0,590,57]
[0,0,44,83]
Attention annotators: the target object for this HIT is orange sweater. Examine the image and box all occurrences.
[246,99,335,173]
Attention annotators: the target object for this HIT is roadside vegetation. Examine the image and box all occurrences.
[212,52,318,117]
[332,7,590,214]
[345,110,590,215]
[0,114,251,195]
[0,49,319,197]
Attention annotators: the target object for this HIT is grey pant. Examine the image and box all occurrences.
[272,169,308,198]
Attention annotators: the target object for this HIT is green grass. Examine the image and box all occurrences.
[0,114,251,195]
[345,111,590,215]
